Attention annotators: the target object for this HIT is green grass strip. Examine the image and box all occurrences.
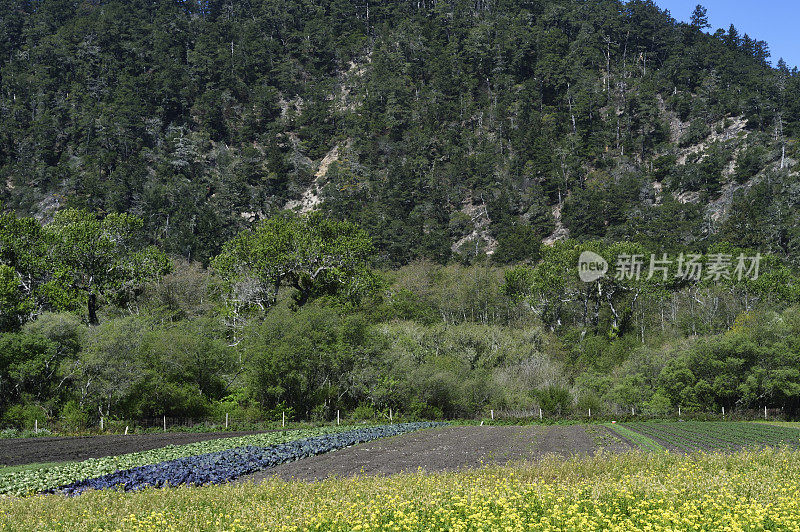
[604,423,665,452]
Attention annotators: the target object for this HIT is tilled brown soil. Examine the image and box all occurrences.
[0,431,268,467]
[239,424,633,483]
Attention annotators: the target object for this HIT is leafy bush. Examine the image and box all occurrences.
[254,402,294,424]
[537,386,573,416]
[1,404,47,431]
[575,392,604,416]
[350,404,376,421]
[60,401,89,432]
[406,401,445,421]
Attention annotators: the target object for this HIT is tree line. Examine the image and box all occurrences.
[3,209,800,428]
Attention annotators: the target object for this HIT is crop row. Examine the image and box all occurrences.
[622,422,800,453]
[56,423,441,495]
[0,426,354,496]
[623,423,713,452]
[680,422,800,447]
[605,423,664,452]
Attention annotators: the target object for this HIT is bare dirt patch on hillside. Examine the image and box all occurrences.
[240,424,632,482]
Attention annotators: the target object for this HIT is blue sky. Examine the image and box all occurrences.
[652,0,799,69]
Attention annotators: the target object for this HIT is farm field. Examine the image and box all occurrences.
[763,421,800,430]
[610,421,800,453]
[248,422,800,482]
[0,431,273,467]
[3,422,800,530]
[243,424,632,482]
[3,448,800,531]
[3,422,799,495]
[0,424,437,497]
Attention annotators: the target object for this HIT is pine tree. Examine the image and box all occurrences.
[690,4,710,29]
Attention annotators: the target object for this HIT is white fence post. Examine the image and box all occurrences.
[163,415,167,433]
[225,413,229,429]
[389,408,392,423]
[678,405,681,417]
[588,408,591,418]
[100,417,104,431]
[490,409,494,420]
[125,426,128,435]
[765,405,767,419]
[282,411,285,428]
[722,406,725,419]
[539,407,542,420]
[337,410,340,425]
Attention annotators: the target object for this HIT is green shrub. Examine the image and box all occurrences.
[351,403,376,421]
[643,392,673,416]
[262,402,295,423]
[2,404,46,430]
[406,401,444,421]
[60,401,88,432]
[576,392,604,416]
[537,386,573,416]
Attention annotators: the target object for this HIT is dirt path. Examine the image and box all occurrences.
[240,424,632,483]
[0,431,269,466]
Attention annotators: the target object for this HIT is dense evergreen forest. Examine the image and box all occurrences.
[2,0,800,427]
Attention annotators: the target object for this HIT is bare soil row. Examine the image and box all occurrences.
[0,431,267,467]
[240,425,634,482]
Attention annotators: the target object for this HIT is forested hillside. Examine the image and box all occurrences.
[3,0,800,428]
[2,0,799,264]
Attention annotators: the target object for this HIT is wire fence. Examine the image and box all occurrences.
[3,406,793,437]
[491,406,787,422]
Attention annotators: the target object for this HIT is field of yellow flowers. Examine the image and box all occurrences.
[2,448,800,531]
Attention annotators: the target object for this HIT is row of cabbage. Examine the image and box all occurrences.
[57,423,441,495]
[1,426,355,496]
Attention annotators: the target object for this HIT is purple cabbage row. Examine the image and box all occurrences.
[54,422,442,495]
